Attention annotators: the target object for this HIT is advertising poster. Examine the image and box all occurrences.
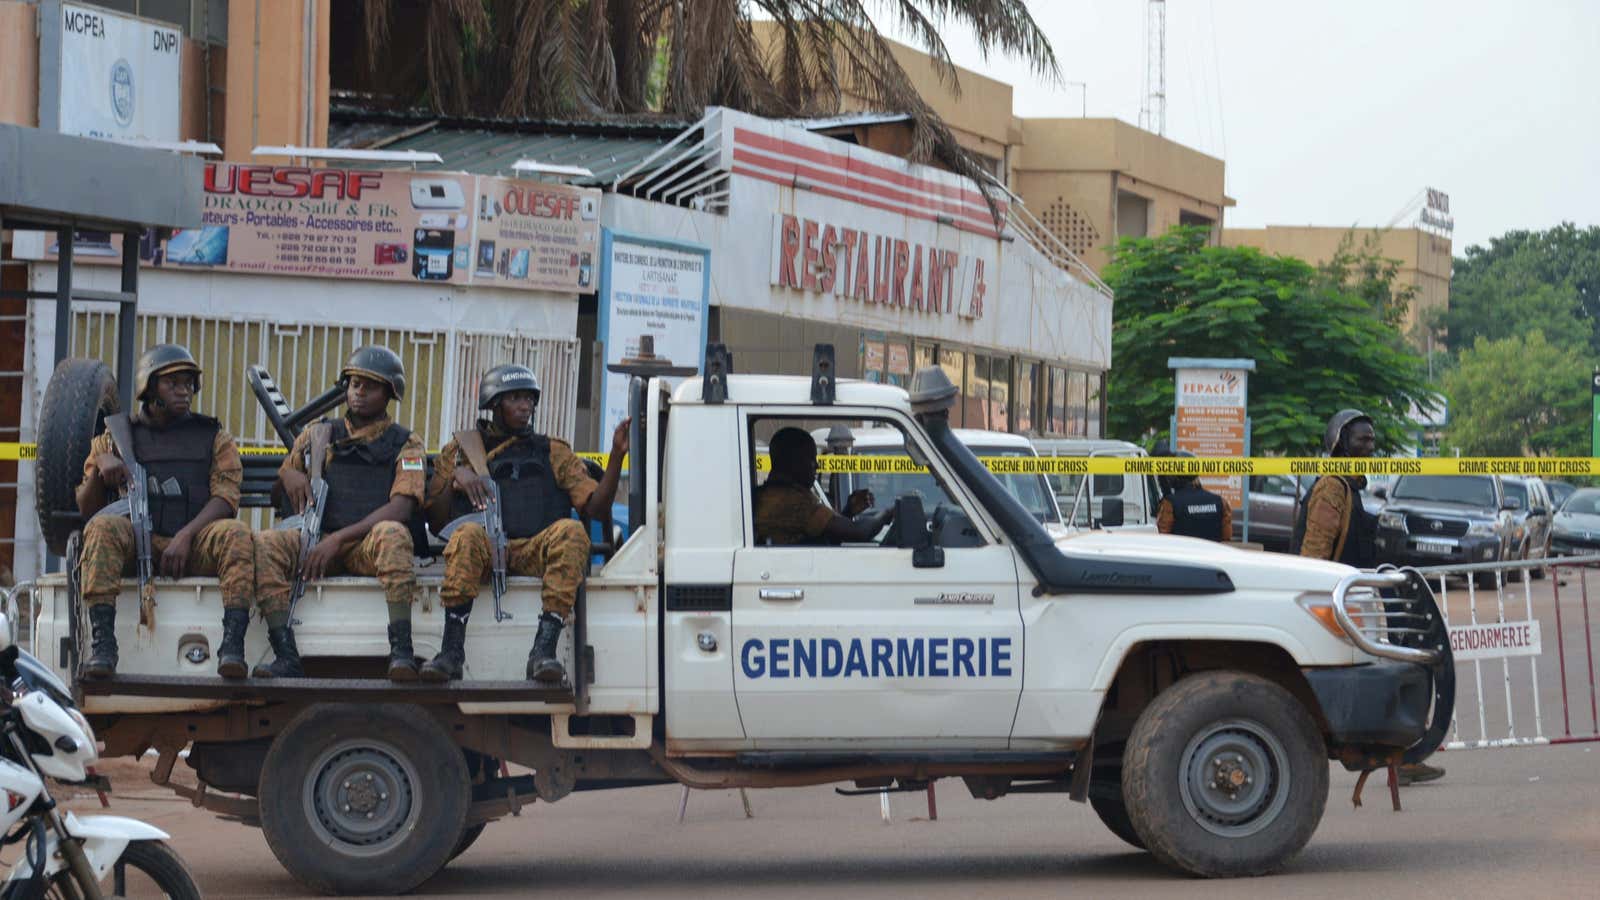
[16,163,601,293]
[598,231,711,442]
[1173,365,1250,509]
[469,176,601,292]
[55,3,181,141]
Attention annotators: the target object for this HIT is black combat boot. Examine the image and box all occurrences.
[81,604,119,679]
[525,612,566,683]
[421,603,471,683]
[216,608,250,679]
[387,620,419,682]
[252,625,304,678]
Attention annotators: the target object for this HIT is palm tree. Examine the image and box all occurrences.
[345,1,1060,212]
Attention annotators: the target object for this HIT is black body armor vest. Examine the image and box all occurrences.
[130,413,219,537]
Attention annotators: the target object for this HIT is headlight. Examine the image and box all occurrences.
[65,708,98,759]
[1467,520,1498,536]
[1378,511,1407,531]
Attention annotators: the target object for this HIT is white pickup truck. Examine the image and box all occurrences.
[26,349,1453,894]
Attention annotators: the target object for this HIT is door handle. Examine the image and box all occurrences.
[758,588,805,602]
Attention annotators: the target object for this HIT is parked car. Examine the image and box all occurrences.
[1550,487,1600,556]
[1500,476,1554,578]
[1249,473,1389,553]
[1546,479,1579,511]
[1032,438,1158,533]
[1375,474,1516,582]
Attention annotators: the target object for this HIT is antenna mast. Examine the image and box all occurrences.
[1140,0,1168,135]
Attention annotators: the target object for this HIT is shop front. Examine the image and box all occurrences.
[600,107,1111,439]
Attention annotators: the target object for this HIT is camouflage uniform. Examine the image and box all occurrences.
[254,416,426,613]
[79,420,252,608]
[426,430,597,619]
[1299,475,1368,562]
[754,475,832,546]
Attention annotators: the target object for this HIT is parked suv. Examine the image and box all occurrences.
[1375,474,1516,577]
[1501,476,1553,579]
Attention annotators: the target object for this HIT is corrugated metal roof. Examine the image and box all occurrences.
[327,106,696,186]
[378,128,676,186]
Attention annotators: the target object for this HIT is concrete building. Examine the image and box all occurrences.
[1222,225,1452,343]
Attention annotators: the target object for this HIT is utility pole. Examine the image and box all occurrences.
[1140,0,1167,136]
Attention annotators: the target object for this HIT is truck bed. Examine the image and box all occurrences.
[32,565,659,717]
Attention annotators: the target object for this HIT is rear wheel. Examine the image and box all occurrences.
[258,703,470,895]
[1122,672,1328,877]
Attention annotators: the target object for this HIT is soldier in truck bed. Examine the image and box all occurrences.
[74,344,253,678]
[252,346,427,681]
[422,364,629,683]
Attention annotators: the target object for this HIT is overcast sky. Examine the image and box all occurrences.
[887,0,1598,252]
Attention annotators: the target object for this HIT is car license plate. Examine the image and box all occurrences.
[1416,539,1454,555]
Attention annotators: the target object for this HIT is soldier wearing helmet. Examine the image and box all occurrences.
[253,346,427,680]
[1154,450,1233,542]
[421,364,630,682]
[74,344,253,677]
[1296,409,1377,566]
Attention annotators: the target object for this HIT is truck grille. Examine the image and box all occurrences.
[1405,514,1470,537]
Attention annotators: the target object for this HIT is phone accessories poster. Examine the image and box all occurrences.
[18,163,600,294]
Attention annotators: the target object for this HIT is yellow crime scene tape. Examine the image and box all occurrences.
[6,441,1596,477]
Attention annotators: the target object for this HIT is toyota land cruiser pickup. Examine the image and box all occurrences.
[23,347,1453,894]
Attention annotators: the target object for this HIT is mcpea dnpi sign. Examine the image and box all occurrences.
[42,2,181,142]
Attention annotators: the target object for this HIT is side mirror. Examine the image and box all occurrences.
[890,495,945,568]
[1502,497,1522,512]
[1096,497,1125,529]
[0,611,11,652]
[1373,487,1388,500]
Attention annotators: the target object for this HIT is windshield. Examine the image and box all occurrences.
[1561,489,1600,516]
[853,445,1060,524]
[1391,475,1496,508]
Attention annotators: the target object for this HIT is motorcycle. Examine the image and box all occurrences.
[0,596,199,899]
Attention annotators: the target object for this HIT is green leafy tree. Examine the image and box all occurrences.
[1104,227,1438,456]
[1442,331,1589,456]
[1451,223,1600,345]
[1444,259,1588,352]
[1316,230,1417,334]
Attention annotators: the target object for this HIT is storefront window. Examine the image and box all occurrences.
[1049,367,1067,434]
[966,354,991,430]
[1016,362,1037,434]
[990,356,1011,433]
[1068,370,1087,436]
[915,343,937,375]
[939,349,966,427]
[860,331,887,384]
[885,341,911,388]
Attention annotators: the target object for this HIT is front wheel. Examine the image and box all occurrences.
[1122,671,1328,877]
[47,839,201,900]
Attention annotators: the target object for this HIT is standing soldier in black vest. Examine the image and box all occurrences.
[1155,451,1234,542]
[253,347,427,680]
[74,345,253,677]
[1297,409,1378,567]
[421,364,629,682]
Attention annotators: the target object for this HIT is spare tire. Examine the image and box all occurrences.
[35,359,120,556]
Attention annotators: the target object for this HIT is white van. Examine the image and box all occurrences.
[1032,437,1159,533]
[822,426,1066,534]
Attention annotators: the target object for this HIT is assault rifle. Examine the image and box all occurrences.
[286,423,332,625]
[440,430,511,622]
[97,414,156,627]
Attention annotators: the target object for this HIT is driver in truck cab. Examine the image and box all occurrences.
[754,427,894,545]
[75,344,253,679]
[253,346,427,681]
[423,364,630,683]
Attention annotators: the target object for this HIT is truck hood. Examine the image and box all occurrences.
[1381,499,1495,520]
[1053,531,1354,594]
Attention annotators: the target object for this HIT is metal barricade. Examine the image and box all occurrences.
[1404,554,1600,750]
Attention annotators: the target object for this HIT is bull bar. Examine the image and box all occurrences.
[1331,570,1445,664]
